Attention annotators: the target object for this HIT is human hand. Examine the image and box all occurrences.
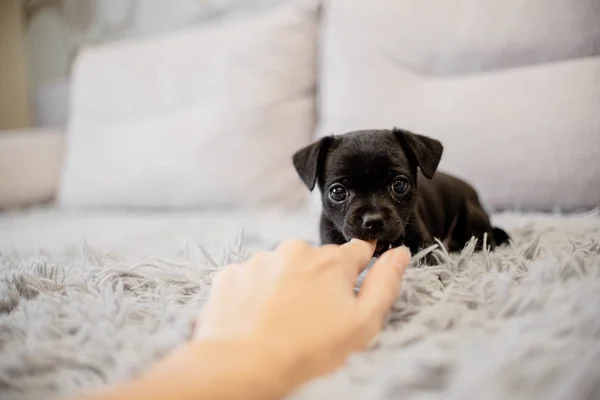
[77,240,410,400]
[192,239,411,388]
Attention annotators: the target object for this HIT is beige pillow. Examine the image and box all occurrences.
[0,129,64,208]
[317,0,600,211]
[59,0,318,209]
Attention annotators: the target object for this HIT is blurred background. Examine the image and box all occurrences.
[9,0,279,128]
[1,0,599,212]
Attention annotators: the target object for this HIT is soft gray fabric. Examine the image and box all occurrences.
[321,0,600,76]
[0,207,599,400]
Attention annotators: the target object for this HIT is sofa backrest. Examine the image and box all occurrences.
[316,0,600,211]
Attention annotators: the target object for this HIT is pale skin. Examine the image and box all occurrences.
[74,239,411,400]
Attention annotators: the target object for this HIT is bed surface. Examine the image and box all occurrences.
[1,206,599,399]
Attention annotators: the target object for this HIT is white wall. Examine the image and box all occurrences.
[25,0,219,126]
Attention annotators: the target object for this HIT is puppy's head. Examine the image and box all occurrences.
[292,128,443,254]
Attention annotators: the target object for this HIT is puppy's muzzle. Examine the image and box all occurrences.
[343,212,405,256]
[361,212,385,233]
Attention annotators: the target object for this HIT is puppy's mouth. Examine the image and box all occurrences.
[374,241,393,258]
[372,236,404,258]
[343,227,405,257]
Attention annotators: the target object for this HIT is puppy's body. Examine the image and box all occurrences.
[320,170,502,254]
[293,129,510,259]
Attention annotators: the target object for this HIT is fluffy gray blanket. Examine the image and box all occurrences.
[0,208,599,400]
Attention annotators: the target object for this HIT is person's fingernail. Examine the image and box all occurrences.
[391,246,411,270]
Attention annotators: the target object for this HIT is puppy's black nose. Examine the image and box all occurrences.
[362,212,385,231]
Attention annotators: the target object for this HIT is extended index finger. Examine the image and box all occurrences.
[339,239,377,278]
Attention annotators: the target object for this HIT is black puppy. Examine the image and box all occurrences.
[292,128,510,259]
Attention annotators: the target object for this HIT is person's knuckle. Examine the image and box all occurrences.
[329,245,346,259]
[250,251,269,263]
[320,244,340,252]
[320,247,345,267]
[212,264,238,284]
[277,238,309,253]
[290,238,310,248]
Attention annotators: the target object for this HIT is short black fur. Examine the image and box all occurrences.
[292,128,511,261]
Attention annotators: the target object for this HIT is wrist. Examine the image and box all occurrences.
[139,338,298,400]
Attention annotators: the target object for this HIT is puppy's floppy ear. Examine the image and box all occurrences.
[292,136,333,190]
[393,128,443,179]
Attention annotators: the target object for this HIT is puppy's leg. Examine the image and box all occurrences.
[442,196,493,252]
[470,208,496,251]
[404,218,439,265]
[462,200,496,251]
[320,215,346,245]
[492,227,511,247]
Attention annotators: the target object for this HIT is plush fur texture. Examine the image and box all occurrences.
[0,207,599,400]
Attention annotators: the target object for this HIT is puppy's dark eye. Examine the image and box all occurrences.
[329,184,348,202]
[391,177,410,196]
